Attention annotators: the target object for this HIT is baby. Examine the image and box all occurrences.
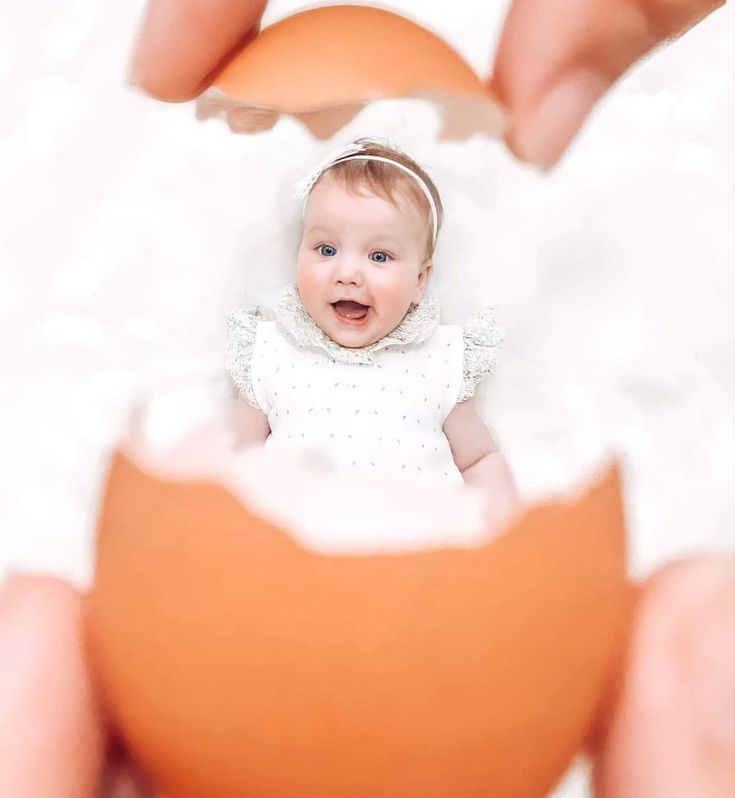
[226,138,517,526]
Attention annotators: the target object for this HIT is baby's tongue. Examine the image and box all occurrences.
[334,301,369,320]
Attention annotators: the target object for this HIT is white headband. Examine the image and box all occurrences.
[294,141,439,247]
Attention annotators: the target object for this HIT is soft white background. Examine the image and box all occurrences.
[1,1,733,794]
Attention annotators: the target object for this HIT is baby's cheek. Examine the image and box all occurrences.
[376,285,416,325]
[295,267,323,306]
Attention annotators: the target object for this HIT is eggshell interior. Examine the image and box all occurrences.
[87,433,631,798]
[196,5,505,140]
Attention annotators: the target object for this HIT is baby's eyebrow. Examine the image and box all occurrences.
[303,226,404,248]
[304,224,333,236]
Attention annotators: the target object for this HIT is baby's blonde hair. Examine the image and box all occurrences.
[313,138,443,260]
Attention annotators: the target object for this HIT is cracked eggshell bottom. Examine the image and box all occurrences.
[86,383,631,798]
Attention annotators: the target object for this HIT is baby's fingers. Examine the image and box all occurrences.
[131,0,268,101]
[490,0,725,168]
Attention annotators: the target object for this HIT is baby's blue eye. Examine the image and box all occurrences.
[370,250,390,263]
[318,244,337,257]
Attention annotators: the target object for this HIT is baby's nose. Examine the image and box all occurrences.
[334,255,364,283]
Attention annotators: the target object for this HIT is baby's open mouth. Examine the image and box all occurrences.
[332,300,371,322]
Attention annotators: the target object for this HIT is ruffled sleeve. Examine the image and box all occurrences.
[457,307,504,402]
[225,307,265,410]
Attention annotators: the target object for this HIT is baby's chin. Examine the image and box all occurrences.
[329,327,383,348]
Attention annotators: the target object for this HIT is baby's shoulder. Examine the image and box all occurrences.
[452,307,505,403]
[225,307,279,410]
[433,307,503,347]
[227,307,286,346]
[226,306,267,335]
[462,307,503,347]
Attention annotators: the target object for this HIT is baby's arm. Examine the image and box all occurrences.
[232,398,270,449]
[443,398,518,531]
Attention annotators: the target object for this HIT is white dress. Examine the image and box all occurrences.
[226,285,502,485]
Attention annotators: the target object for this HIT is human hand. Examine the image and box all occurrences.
[489,0,726,167]
[130,0,268,102]
[590,556,735,798]
[129,0,724,168]
[0,574,154,798]
[2,559,732,797]
[97,749,155,798]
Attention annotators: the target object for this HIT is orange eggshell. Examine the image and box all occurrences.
[198,6,504,140]
[87,452,631,798]
[214,6,487,110]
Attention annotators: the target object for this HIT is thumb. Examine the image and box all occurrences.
[489,0,725,169]
[131,0,268,101]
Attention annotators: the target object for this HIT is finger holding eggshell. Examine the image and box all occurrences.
[196,6,506,141]
[130,0,268,101]
[130,0,728,161]
[490,0,727,167]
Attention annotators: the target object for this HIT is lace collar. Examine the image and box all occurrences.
[273,284,441,365]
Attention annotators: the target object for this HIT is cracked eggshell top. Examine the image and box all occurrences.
[197,5,505,140]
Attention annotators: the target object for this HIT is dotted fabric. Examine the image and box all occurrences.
[226,286,502,482]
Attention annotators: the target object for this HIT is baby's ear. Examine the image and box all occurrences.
[413,260,432,303]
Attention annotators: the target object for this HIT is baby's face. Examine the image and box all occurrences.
[296,174,431,348]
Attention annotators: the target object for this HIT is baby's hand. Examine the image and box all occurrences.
[478,483,520,537]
